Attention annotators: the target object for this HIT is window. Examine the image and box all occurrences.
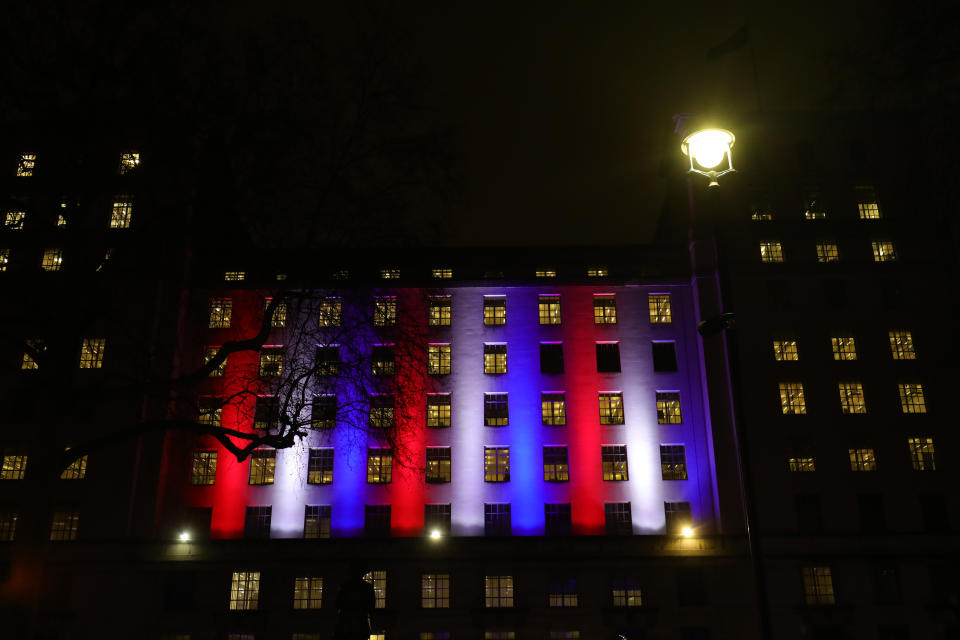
[544,503,572,536]
[598,392,624,425]
[483,343,507,374]
[421,574,450,608]
[364,570,387,608]
[0,510,16,541]
[229,571,260,610]
[293,577,323,609]
[1,453,27,480]
[429,296,451,326]
[209,299,232,328]
[831,336,857,360]
[601,445,628,481]
[432,268,453,279]
[898,383,926,413]
[802,567,835,605]
[485,503,511,536]
[372,344,395,376]
[857,185,881,219]
[596,342,621,373]
[593,295,617,324]
[484,447,510,482]
[484,575,514,607]
[779,382,806,414]
[16,153,36,177]
[652,341,678,372]
[803,190,827,220]
[426,447,451,483]
[538,295,561,325]
[259,347,283,377]
[857,493,886,532]
[540,342,564,373]
[264,298,286,328]
[796,494,823,533]
[5,211,25,229]
[536,269,557,278]
[919,492,949,532]
[816,242,839,263]
[541,393,566,425]
[316,345,340,376]
[484,393,509,426]
[873,566,901,604]
[253,396,278,431]
[543,446,569,482]
[118,151,140,174]
[425,504,451,535]
[364,505,391,537]
[304,505,331,539]
[244,506,272,539]
[427,394,451,428]
[198,397,222,427]
[190,451,217,485]
[849,447,877,471]
[311,395,336,429]
[109,198,133,228]
[79,338,106,369]
[248,450,275,485]
[664,501,692,534]
[308,449,334,484]
[838,382,866,414]
[204,347,226,376]
[367,449,393,483]
[872,241,897,262]
[374,297,397,326]
[605,502,632,535]
[428,343,451,375]
[677,568,707,607]
[483,296,506,325]
[318,298,341,327]
[41,248,63,271]
[648,294,672,323]
[588,267,609,277]
[660,445,688,480]
[889,330,916,360]
[908,437,936,471]
[60,449,87,480]
[50,508,79,541]
[656,391,682,424]
[370,395,395,428]
[20,339,44,370]
[548,579,578,607]
[760,241,784,263]
[0,248,8,271]
[484,633,515,640]
[788,456,816,472]
[612,578,642,607]
[380,268,400,279]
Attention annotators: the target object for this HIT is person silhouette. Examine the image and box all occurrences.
[333,559,377,640]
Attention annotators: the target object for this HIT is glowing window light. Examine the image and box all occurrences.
[109,198,133,228]
[5,211,25,229]
[16,153,36,177]
[41,248,63,271]
[119,152,140,175]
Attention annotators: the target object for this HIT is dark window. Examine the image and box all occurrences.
[920,492,949,532]
[796,494,823,534]
[484,503,511,536]
[681,629,711,640]
[821,279,847,309]
[484,393,509,426]
[371,345,395,376]
[185,507,211,540]
[540,343,564,374]
[425,504,451,535]
[876,625,909,640]
[604,502,632,535]
[364,505,391,537]
[677,567,707,606]
[162,572,196,612]
[929,562,960,605]
[857,493,886,532]
[664,502,692,534]
[244,506,272,539]
[311,395,336,429]
[596,342,621,373]
[652,341,678,372]
[544,503,572,536]
[316,345,340,375]
[880,279,903,310]
[765,279,792,311]
[253,396,278,431]
[873,566,900,605]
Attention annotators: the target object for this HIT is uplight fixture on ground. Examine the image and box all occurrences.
[429,529,443,540]
[681,526,695,538]
[178,531,191,542]
[681,128,736,187]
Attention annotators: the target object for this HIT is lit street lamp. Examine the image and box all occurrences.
[681,128,736,187]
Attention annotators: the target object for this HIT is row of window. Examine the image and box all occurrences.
[9,151,140,178]
[786,439,937,473]
[750,185,883,221]
[759,240,898,263]
[224,267,613,283]
[14,338,106,369]
[777,381,927,414]
[773,331,916,361]
[0,246,120,273]
[3,197,134,232]
[0,452,88,481]
[207,293,675,329]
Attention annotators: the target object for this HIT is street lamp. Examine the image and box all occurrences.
[681,128,736,187]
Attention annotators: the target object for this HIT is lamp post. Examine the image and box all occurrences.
[681,128,736,187]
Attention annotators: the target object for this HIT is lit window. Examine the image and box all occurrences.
[79,338,106,369]
[898,384,926,413]
[248,449,276,485]
[293,576,323,609]
[484,393,509,426]
[374,297,397,326]
[1,453,27,480]
[318,298,342,327]
[612,578,642,607]
[536,269,557,278]
[773,340,799,361]
[0,510,16,541]
[429,296,451,326]
[838,382,866,414]
[205,347,225,377]
[331,269,349,280]
[605,502,632,535]
[484,575,514,607]
[420,633,451,640]
[264,298,286,328]
[831,336,857,360]
[484,633,515,640]
[872,241,897,262]
[543,446,569,482]
[254,397,278,431]
[544,503,572,535]
[816,242,839,263]
[660,445,687,480]
[304,505,331,539]
[427,343,451,375]
[244,506,272,539]
[229,571,261,610]
[365,505,391,537]
[57,213,67,227]
[198,398,222,427]
[483,296,506,325]
[548,579,578,607]
[779,382,806,414]
[208,299,232,328]
[593,295,617,324]
[367,449,393,483]
[60,448,87,480]
[118,152,140,175]
[803,190,827,220]
[484,343,507,374]
[380,268,400,279]
[648,294,672,323]
[307,448,334,484]
[370,395,395,428]
[41,248,63,271]
[601,445,628,481]
[259,347,283,377]
[541,392,566,426]
[0,248,8,271]
[432,268,453,279]
[656,391,682,424]
[889,330,916,360]
[908,437,936,471]
[20,338,44,370]
[536,294,563,326]
[316,345,340,376]
[598,392,624,425]
[363,570,387,608]
[849,448,877,471]
[484,503,511,536]
[109,198,133,228]
[372,344,395,376]
[422,574,450,608]
[760,241,784,263]
[587,267,609,277]
[50,508,79,541]
[4,211,25,229]
[16,153,36,177]
[664,501,692,534]
[856,186,881,219]
[426,447,451,483]
[484,447,510,482]
[425,504,451,535]
[802,566,835,605]
[190,451,217,485]
[311,395,336,429]
[427,394,451,428]
[788,457,816,472]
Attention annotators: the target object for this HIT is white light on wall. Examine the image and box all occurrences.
[178,531,191,542]
[681,128,736,187]
[429,529,443,540]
